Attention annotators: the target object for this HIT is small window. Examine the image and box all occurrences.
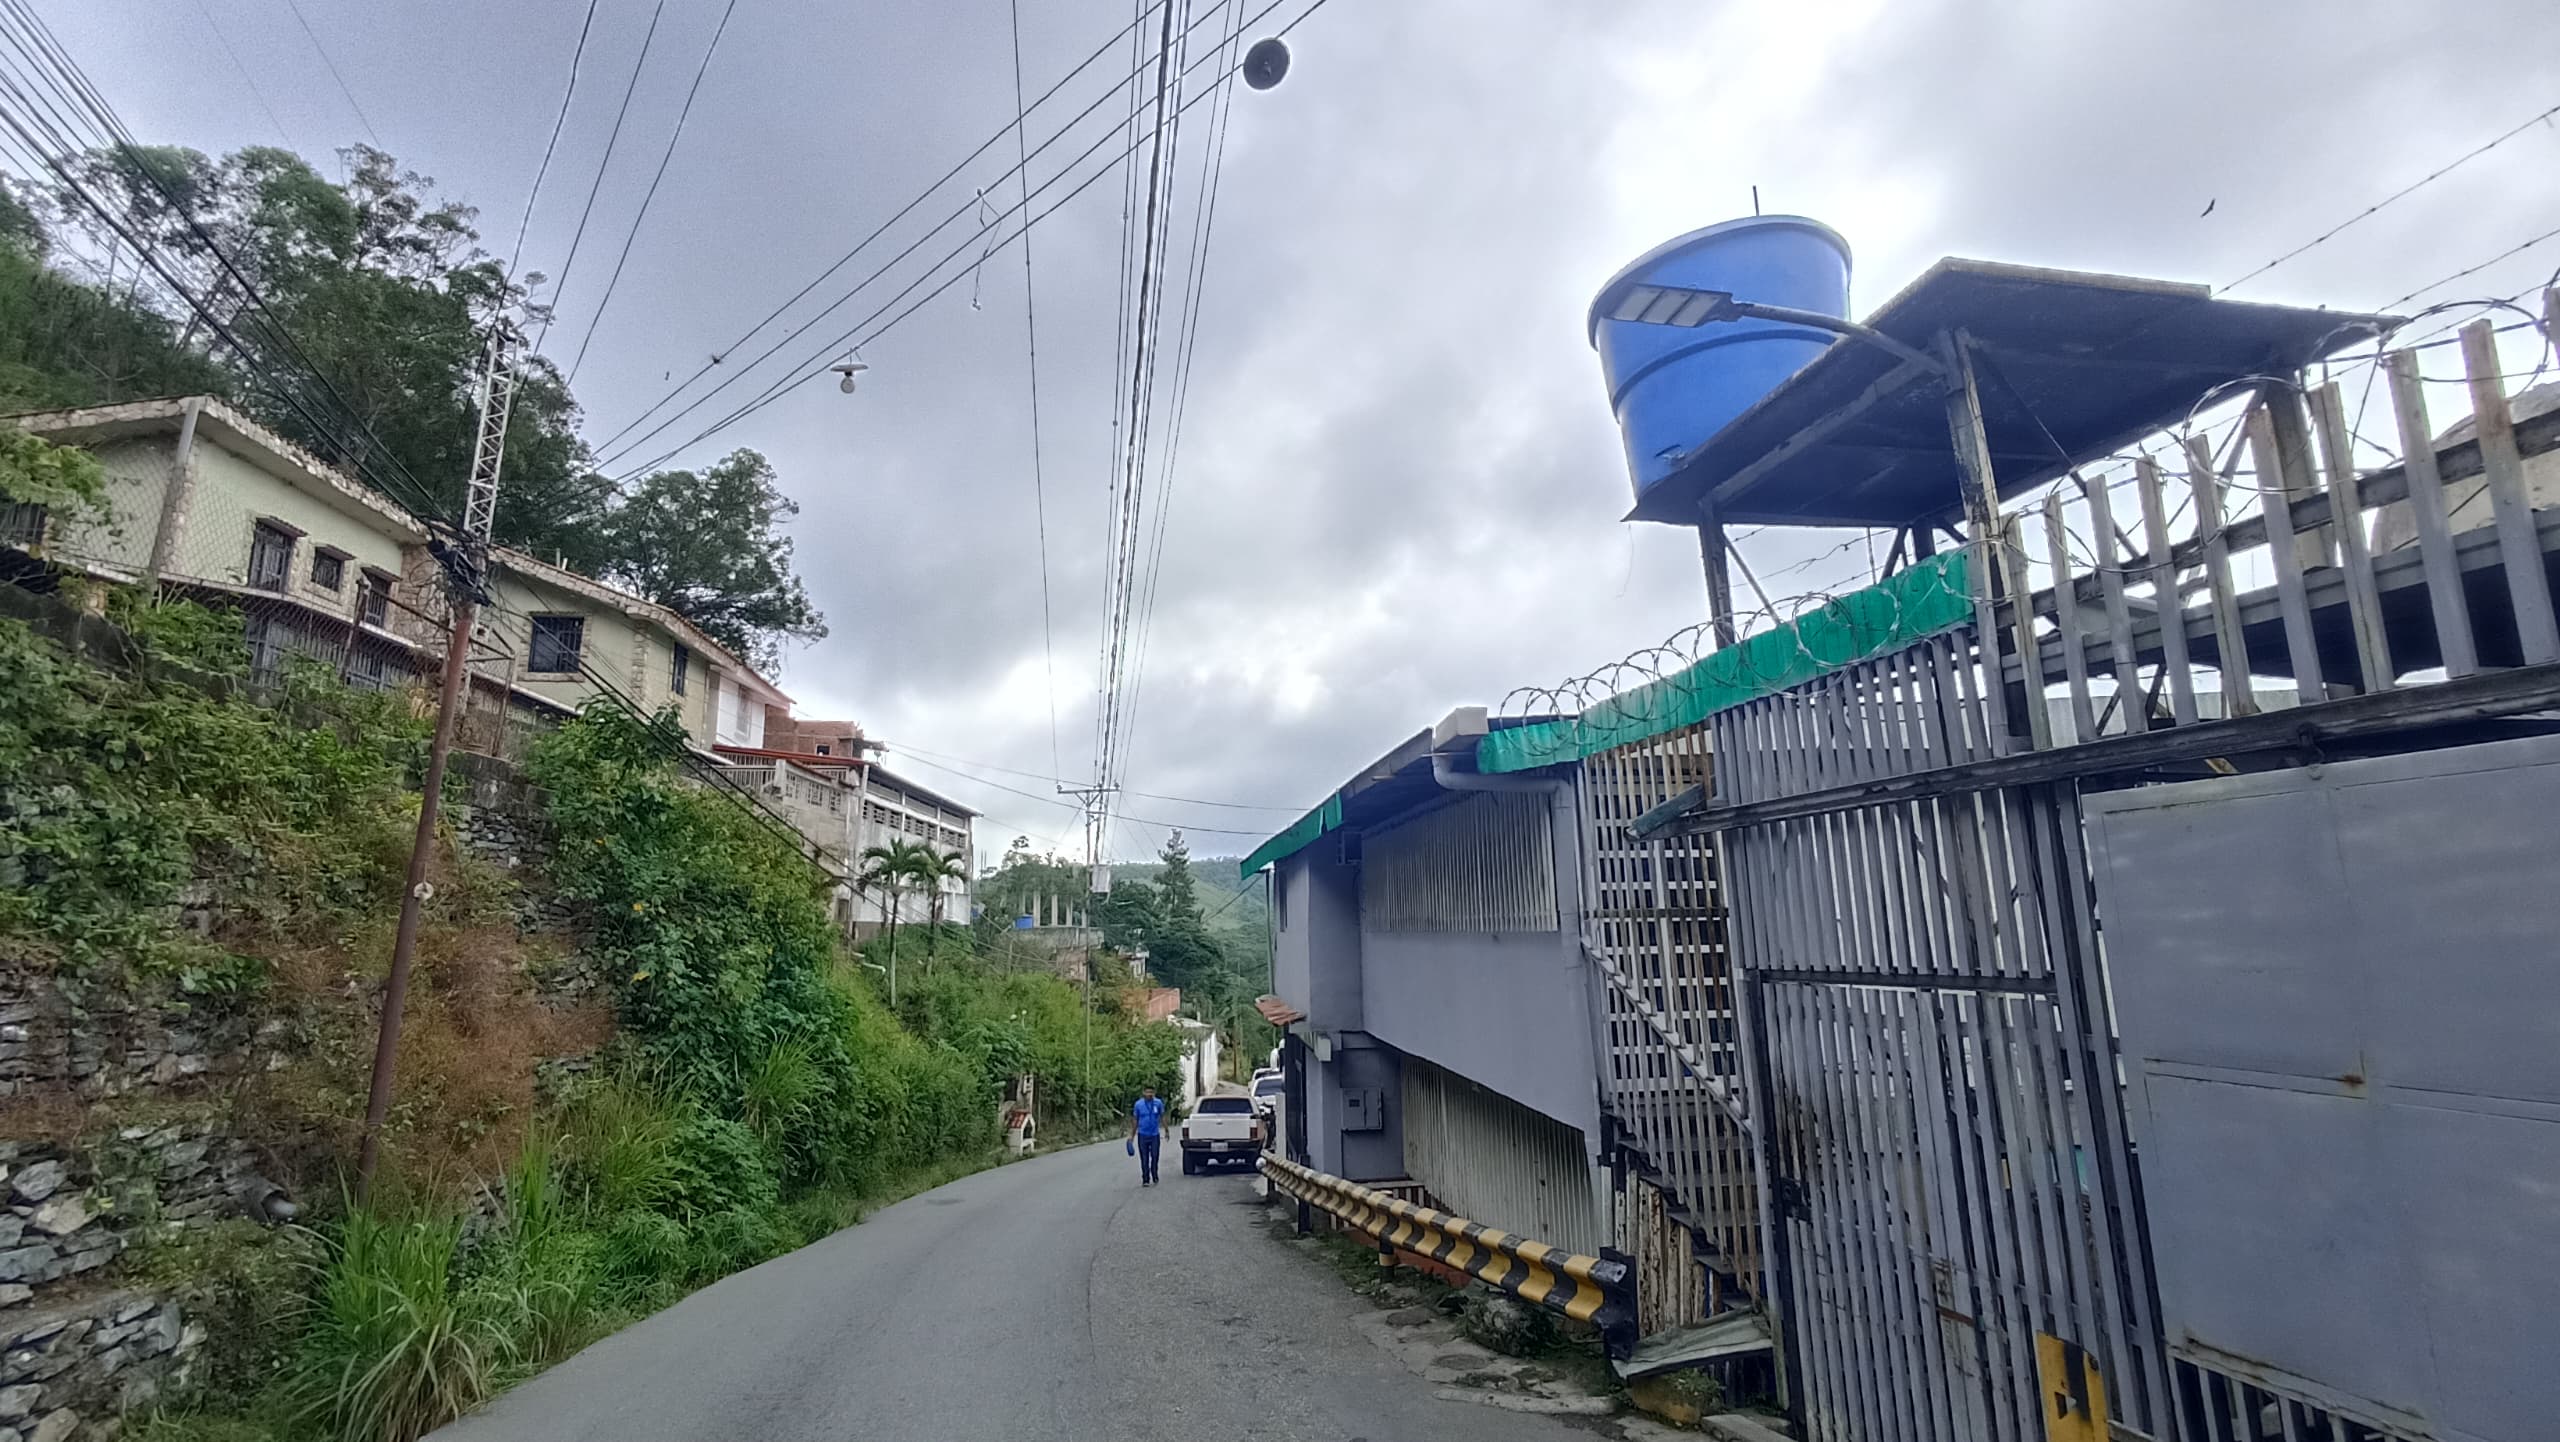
[528,614,585,675]
[1197,1097,1254,1114]
[0,501,46,549]
[247,522,294,592]
[358,572,392,628]
[670,643,690,696]
[814,743,830,756]
[309,548,347,592]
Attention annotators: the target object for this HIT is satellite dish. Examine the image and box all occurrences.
[833,359,871,394]
[1242,36,1290,90]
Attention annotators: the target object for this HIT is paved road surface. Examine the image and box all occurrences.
[431,1140,1600,1441]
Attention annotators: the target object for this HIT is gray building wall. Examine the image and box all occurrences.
[1356,785,1601,1150]
[1273,844,1362,1031]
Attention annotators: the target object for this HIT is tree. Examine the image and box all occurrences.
[860,838,938,1003]
[909,847,969,959]
[599,449,827,671]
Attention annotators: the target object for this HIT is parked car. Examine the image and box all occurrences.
[1250,1070,1287,1155]
[1178,1095,1264,1174]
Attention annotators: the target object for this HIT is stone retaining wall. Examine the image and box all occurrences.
[0,1289,197,1442]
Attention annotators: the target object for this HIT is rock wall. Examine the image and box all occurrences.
[0,972,286,1104]
[447,752,582,937]
[0,1289,197,1442]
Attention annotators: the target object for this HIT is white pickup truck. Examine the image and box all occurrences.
[1178,1095,1264,1175]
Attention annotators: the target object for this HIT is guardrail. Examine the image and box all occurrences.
[1261,1154,1637,1359]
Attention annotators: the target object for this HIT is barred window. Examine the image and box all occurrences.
[528,614,585,674]
[248,522,294,592]
[310,548,347,592]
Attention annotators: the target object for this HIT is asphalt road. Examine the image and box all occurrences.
[429,1140,1603,1442]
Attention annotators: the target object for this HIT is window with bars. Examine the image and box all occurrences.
[248,522,295,592]
[1,501,46,548]
[309,548,347,592]
[671,643,691,696]
[528,614,585,674]
[358,572,392,627]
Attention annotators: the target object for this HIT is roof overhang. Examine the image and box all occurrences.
[1237,707,1562,877]
[12,396,429,539]
[1627,258,2395,528]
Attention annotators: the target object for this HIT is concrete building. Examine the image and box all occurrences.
[1248,706,1611,1256]
[6,396,793,759]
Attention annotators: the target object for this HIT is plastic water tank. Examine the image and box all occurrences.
[1588,216,1852,501]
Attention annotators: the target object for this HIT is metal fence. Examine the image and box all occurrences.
[1576,717,1760,1310]
[1666,301,2560,1442]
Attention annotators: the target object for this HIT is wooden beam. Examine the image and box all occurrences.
[1655,660,2560,837]
[1701,354,1941,514]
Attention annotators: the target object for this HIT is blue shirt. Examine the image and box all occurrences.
[1132,1097,1165,1138]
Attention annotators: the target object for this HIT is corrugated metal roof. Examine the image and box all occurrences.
[1627,258,2394,528]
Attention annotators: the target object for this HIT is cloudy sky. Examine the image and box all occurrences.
[47,0,2560,861]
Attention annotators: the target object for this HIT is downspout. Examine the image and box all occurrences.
[146,396,207,583]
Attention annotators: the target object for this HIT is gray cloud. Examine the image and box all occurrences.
[47,0,2560,856]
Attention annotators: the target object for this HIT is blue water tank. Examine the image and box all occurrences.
[1588,216,1852,501]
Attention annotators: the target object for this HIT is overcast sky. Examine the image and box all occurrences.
[46,0,2560,861]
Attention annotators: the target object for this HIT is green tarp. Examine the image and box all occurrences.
[1238,792,1343,880]
[1236,551,1972,878]
[1477,550,1974,773]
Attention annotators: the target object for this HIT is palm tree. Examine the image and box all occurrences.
[859,839,935,1003]
[904,848,970,978]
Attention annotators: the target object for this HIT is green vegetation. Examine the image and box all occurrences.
[0,606,424,968]
[1,140,821,663]
[0,607,1189,1442]
[977,831,1280,1080]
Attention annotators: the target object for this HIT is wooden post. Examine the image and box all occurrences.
[2460,318,2560,665]
[1939,333,2028,752]
[1699,496,1739,651]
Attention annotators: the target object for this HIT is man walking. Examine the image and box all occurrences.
[1127,1085,1165,1186]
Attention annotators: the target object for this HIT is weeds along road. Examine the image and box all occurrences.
[428,1139,1599,1442]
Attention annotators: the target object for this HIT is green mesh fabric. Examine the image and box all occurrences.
[1235,552,1972,876]
[1477,550,1974,774]
[1238,792,1344,880]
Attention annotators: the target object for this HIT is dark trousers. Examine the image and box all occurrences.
[1136,1133,1161,1183]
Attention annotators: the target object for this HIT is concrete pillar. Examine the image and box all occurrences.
[146,397,206,583]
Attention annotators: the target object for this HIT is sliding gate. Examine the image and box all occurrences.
[1712,633,2166,1442]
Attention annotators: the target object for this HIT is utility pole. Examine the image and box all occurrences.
[1057,780,1114,1137]
[357,324,518,1196]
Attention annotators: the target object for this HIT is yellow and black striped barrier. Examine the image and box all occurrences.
[1260,1154,1638,1359]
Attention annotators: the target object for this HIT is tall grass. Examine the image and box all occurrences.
[282,1207,511,1442]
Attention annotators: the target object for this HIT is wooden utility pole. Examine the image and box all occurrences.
[357,325,518,1196]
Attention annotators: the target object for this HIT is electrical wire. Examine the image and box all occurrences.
[2219,96,2560,295]
[509,0,601,280]
[531,0,668,358]
[279,0,381,149]
[582,0,1204,461]
[1006,0,1065,784]
[564,0,739,383]
[189,0,297,150]
[589,0,1274,480]
[0,1,451,524]
[869,737,1304,810]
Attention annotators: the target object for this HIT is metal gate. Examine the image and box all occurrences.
[1713,635,2166,1442]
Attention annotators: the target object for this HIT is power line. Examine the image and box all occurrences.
[278,0,381,149]
[582,0,1193,462]
[2219,96,2560,295]
[586,0,1264,478]
[0,1,451,524]
[189,0,296,150]
[1110,0,1244,791]
[531,0,668,358]
[1007,0,1065,786]
[561,0,1305,522]
[881,750,1278,836]
[871,737,1304,811]
[565,0,738,383]
[509,0,601,279]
